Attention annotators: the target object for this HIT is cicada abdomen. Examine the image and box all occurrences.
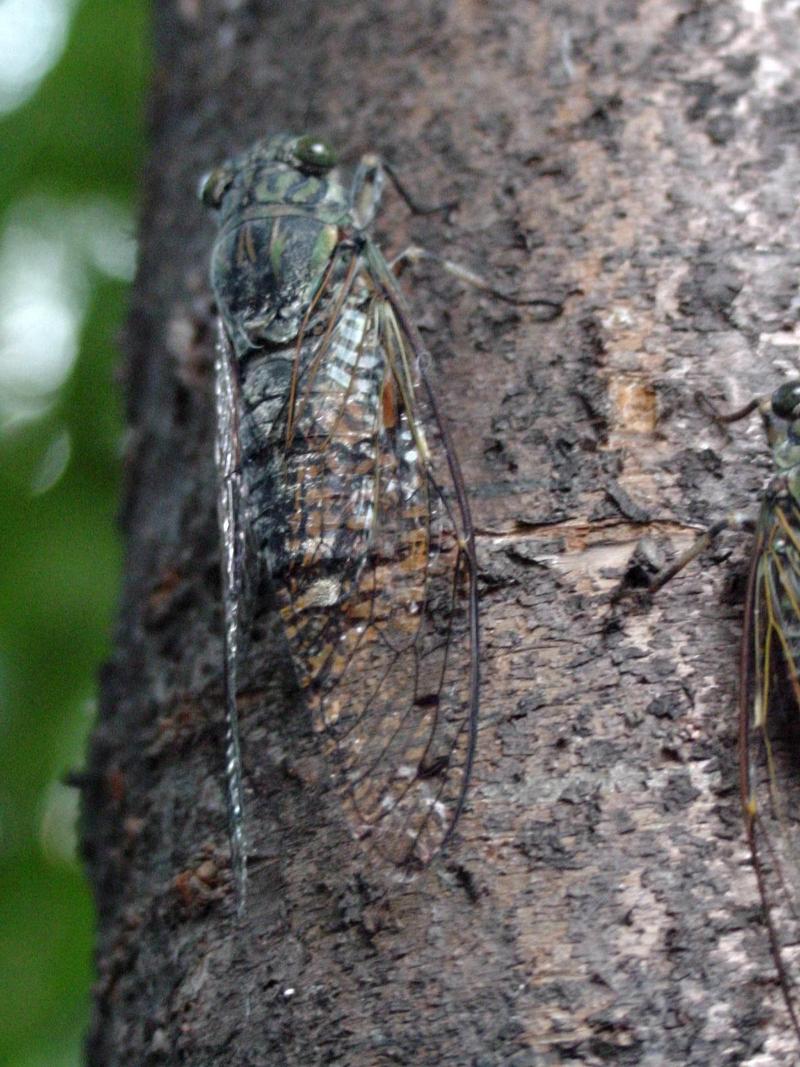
[202,134,478,900]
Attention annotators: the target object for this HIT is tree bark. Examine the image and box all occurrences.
[84,1,800,1063]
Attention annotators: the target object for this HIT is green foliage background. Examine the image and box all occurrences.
[0,2,147,1063]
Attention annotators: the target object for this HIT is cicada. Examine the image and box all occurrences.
[200,134,479,907]
[649,381,800,1041]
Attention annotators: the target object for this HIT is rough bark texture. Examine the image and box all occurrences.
[84,1,800,1063]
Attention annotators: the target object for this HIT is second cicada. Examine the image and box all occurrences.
[200,134,479,905]
[650,380,800,1041]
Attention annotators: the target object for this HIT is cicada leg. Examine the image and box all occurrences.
[382,160,458,216]
[350,157,561,315]
[387,243,564,315]
[351,152,458,226]
[645,514,752,592]
[641,390,768,593]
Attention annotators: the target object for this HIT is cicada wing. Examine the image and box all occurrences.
[270,255,478,868]
[214,321,261,910]
[742,494,800,1037]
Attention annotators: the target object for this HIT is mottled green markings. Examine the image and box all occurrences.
[269,222,287,279]
[310,224,339,280]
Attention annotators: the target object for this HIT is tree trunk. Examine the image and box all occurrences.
[83,1,800,1063]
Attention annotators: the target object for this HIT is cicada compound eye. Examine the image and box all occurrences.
[198,166,234,209]
[293,135,337,172]
[771,380,800,421]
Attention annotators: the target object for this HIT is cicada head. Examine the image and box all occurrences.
[768,379,800,473]
[199,134,341,216]
[771,380,800,421]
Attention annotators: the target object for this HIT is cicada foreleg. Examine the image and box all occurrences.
[349,155,455,235]
[645,514,754,593]
[381,160,459,217]
[386,243,564,315]
[350,155,560,315]
[642,390,768,594]
[351,152,459,226]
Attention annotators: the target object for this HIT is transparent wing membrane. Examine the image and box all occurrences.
[214,324,252,911]
[256,260,478,867]
[742,492,800,1038]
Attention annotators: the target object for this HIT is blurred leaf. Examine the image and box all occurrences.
[0,849,93,1064]
[0,0,147,1063]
